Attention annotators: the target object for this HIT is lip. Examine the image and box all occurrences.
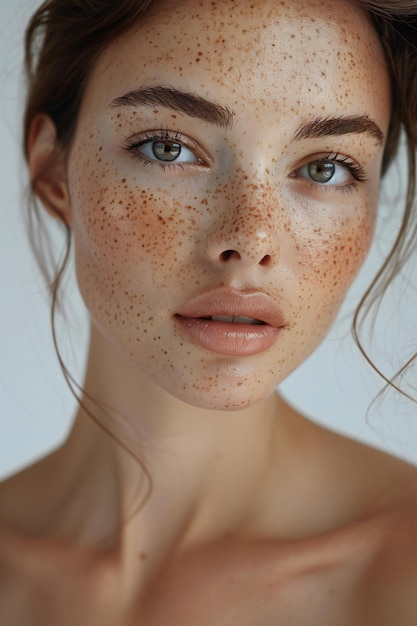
[174,287,286,356]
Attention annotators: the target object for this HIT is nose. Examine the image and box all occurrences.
[203,176,280,269]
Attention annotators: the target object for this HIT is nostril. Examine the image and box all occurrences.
[220,249,241,262]
[260,254,272,267]
[219,250,272,265]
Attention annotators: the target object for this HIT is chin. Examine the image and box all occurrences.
[161,374,278,413]
[177,393,265,412]
[144,345,290,412]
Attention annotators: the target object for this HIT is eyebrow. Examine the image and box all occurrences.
[293,115,384,145]
[111,86,235,129]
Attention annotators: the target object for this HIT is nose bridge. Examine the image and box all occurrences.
[205,169,280,267]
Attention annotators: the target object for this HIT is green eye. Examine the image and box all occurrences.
[131,135,203,165]
[152,140,182,161]
[307,161,336,183]
[294,157,361,187]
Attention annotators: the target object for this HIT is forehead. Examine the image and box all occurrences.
[82,0,390,131]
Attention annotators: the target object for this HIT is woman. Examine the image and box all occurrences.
[1,0,417,623]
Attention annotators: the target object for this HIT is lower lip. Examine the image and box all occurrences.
[175,317,281,356]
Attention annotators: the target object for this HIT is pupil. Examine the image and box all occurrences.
[153,141,181,161]
[308,161,335,183]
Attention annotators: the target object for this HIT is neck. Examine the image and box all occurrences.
[56,325,292,549]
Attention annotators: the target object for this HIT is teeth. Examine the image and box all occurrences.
[232,316,261,325]
[211,315,234,323]
[210,315,264,325]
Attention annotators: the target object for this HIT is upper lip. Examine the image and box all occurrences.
[175,287,286,328]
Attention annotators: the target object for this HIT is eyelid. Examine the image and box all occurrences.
[122,128,212,167]
[290,152,368,184]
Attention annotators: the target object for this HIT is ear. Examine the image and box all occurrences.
[27,114,71,226]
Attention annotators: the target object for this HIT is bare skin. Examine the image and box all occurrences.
[1,0,417,623]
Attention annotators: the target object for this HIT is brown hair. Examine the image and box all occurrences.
[351,2,417,399]
[23,0,417,406]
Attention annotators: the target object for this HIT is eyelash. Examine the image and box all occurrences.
[122,128,207,171]
[122,131,368,191]
[288,152,368,197]
[307,152,368,191]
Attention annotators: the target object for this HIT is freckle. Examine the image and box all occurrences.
[139,552,148,561]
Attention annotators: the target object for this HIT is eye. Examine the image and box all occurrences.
[150,140,182,162]
[296,159,352,185]
[291,154,366,187]
[129,135,204,165]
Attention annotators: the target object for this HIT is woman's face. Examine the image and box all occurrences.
[66,0,390,410]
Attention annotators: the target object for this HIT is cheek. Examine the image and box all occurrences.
[68,159,206,345]
[68,167,203,353]
[277,205,375,360]
[70,170,195,280]
[304,215,373,288]
[290,204,375,335]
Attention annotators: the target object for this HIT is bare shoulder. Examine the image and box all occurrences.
[355,503,417,625]
[0,522,36,625]
[0,446,67,535]
[304,414,417,510]
[289,417,417,623]
[0,511,106,626]
[0,456,61,622]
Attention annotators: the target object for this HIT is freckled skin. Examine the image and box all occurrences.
[6,5,417,624]
[68,0,390,411]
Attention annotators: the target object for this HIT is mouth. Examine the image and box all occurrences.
[174,288,285,356]
[199,315,266,325]
[176,287,285,328]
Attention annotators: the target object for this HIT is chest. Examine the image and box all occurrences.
[1,570,362,626]
[130,546,368,626]
[0,539,375,626]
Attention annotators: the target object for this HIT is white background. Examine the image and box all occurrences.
[1,0,417,480]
